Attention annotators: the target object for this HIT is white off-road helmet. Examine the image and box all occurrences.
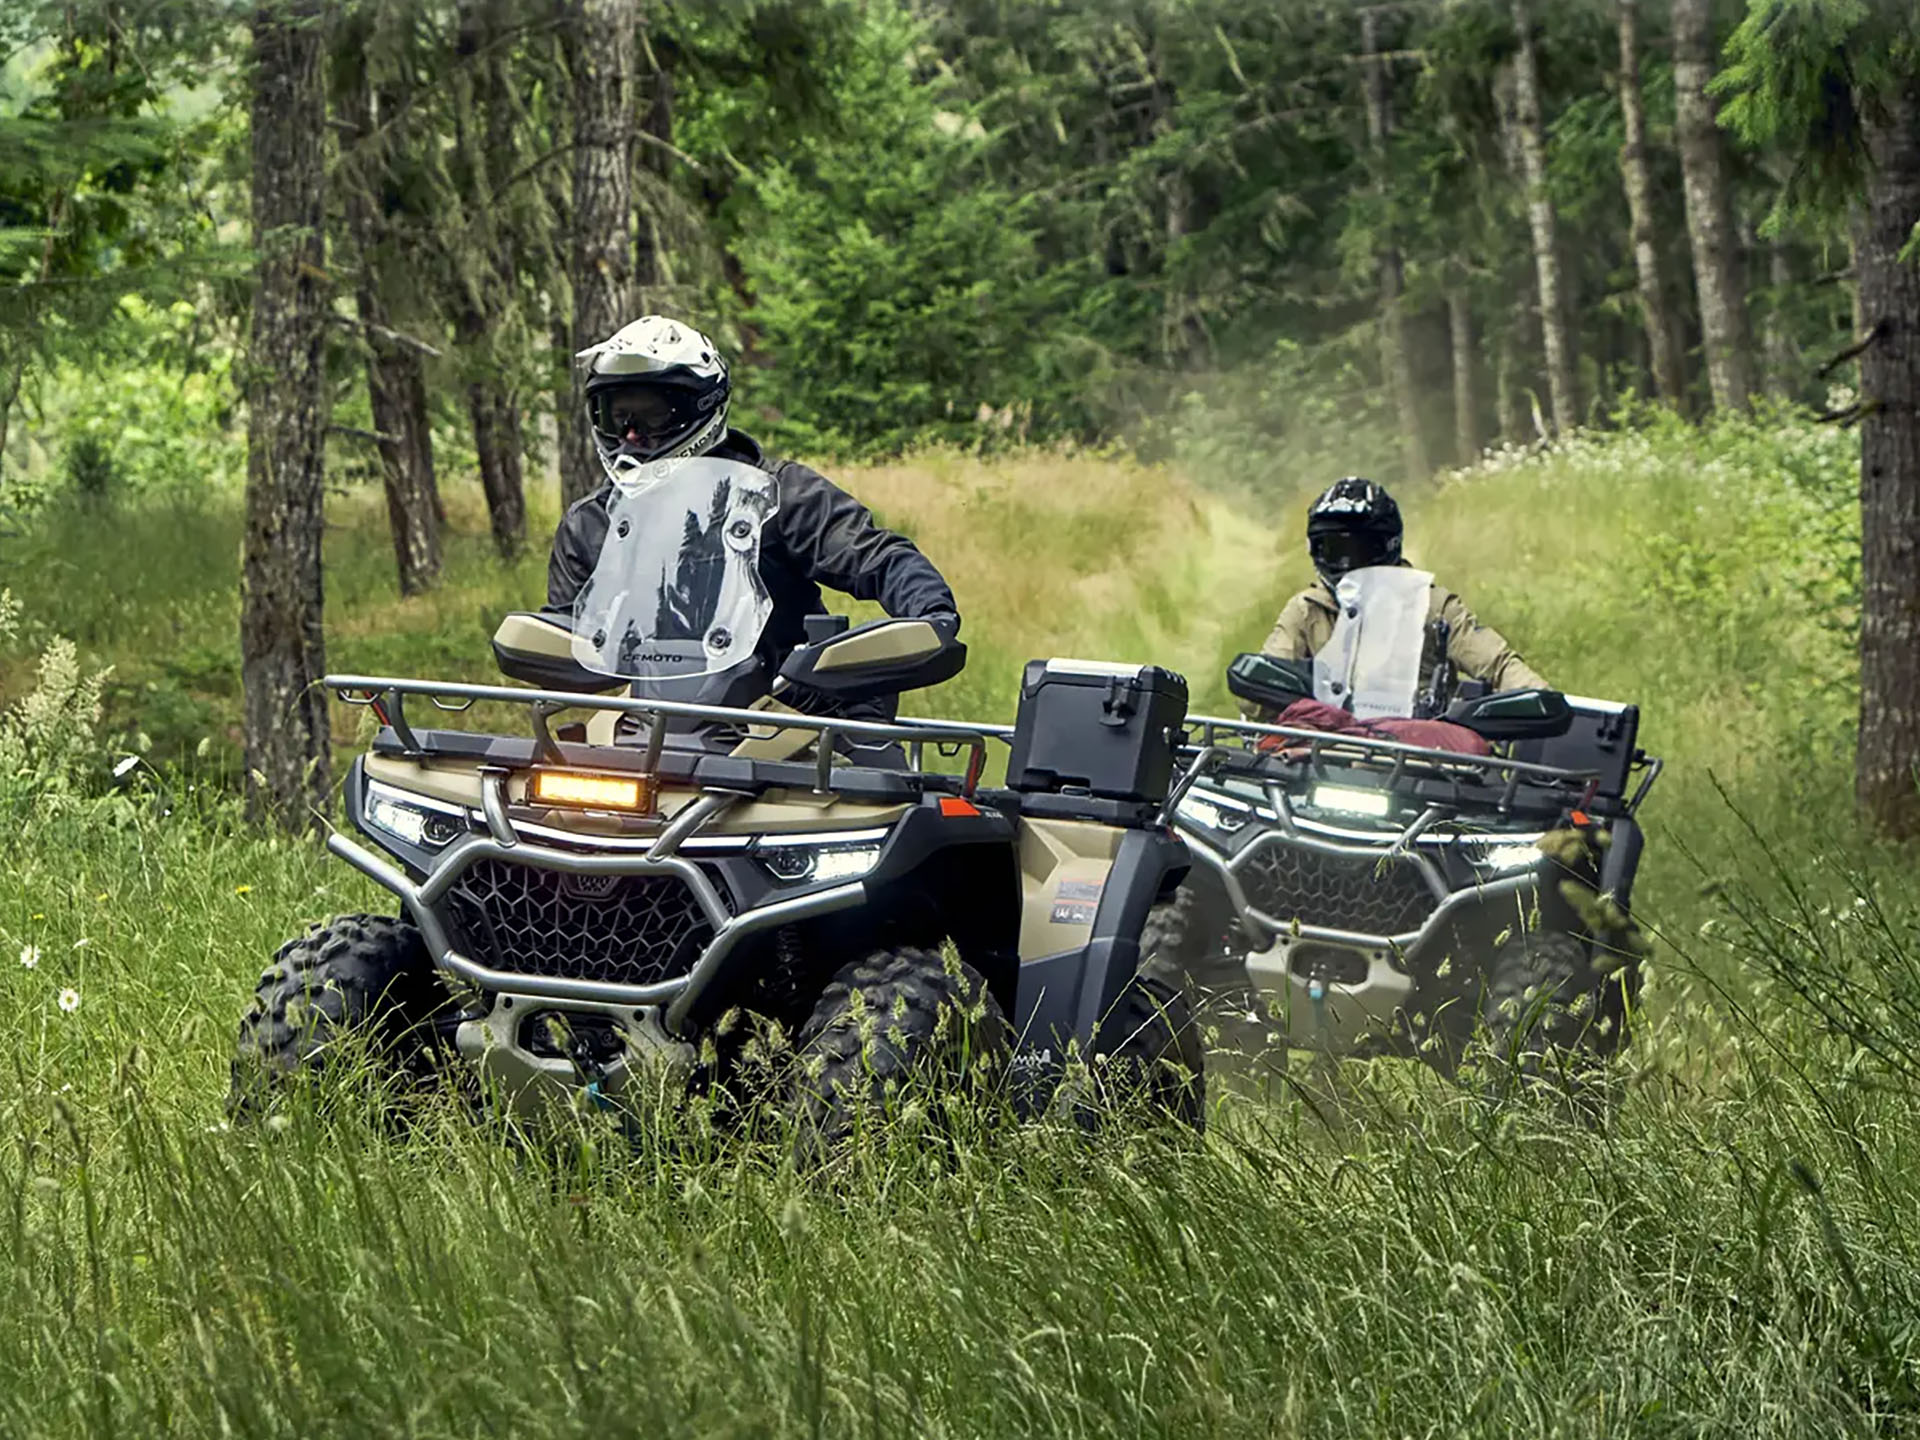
[577,316,730,482]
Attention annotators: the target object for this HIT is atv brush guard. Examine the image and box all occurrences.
[326,674,998,1022]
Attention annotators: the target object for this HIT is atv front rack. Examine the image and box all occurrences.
[328,674,997,798]
[1170,712,1663,820]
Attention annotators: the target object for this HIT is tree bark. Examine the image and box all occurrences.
[0,359,20,488]
[450,0,528,557]
[1616,0,1687,408]
[1362,8,1428,481]
[1672,0,1755,412]
[561,0,636,509]
[1853,84,1920,838]
[1509,5,1578,435]
[469,375,527,556]
[1495,318,1523,444]
[338,39,441,596]
[634,44,673,304]
[1448,287,1479,464]
[243,0,331,831]
[1762,237,1800,400]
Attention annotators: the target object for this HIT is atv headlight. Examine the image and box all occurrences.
[364,780,466,850]
[1476,842,1543,873]
[753,829,889,885]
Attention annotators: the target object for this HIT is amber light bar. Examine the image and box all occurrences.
[529,769,656,813]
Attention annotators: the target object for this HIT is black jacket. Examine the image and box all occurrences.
[546,431,958,700]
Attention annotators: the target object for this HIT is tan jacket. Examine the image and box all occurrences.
[1256,578,1547,716]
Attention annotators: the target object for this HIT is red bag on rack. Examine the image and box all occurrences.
[1255,698,1491,758]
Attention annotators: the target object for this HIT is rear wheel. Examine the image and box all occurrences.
[788,947,1009,1156]
[229,914,456,1121]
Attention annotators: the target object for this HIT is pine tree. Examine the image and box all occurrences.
[1719,2,1920,836]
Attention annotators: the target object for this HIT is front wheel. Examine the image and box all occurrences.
[229,914,456,1121]
[1088,974,1207,1130]
[788,947,1009,1156]
[1477,930,1618,1118]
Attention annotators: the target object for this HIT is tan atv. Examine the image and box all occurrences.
[229,460,1200,1138]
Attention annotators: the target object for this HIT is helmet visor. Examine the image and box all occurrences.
[588,380,715,455]
[1309,529,1394,578]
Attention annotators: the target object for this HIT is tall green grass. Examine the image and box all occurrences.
[3,413,1919,1436]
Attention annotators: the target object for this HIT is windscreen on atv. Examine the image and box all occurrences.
[570,458,779,682]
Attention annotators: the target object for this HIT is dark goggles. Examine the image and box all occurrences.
[1308,528,1396,577]
[587,381,710,447]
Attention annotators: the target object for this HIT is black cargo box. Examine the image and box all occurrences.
[1005,660,1189,804]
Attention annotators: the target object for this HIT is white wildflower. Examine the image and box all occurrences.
[58,988,80,1013]
[19,944,39,969]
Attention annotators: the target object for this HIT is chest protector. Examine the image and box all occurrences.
[1312,566,1434,719]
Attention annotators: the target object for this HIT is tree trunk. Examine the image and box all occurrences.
[242,0,331,831]
[0,358,20,487]
[634,48,674,304]
[1853,84,1920,838]
[1616,0,1687,408]
[1672,0,1755,412]
[562,0,636,509]
[1448,287,1479,464]
[1362,8,1428,482]
[1509,4,1578,435]
[1763,237,1800,400]
[450,0,529,558]
[1495,319,1523,444]
[338,46,441,596]
[469,374,527,557]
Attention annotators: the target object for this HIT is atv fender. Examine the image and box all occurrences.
[1012,827,1191,1053]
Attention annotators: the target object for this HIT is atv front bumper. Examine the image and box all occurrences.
[329,829,866,1033]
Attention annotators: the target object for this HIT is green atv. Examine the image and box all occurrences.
[1147,652,1661,1102]
[231,459,1202,1140]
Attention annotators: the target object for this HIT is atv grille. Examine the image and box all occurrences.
[443,859,715,989]
[1237,841,1437,937]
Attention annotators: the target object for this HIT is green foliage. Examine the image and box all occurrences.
[1715,0,1920,232]
[721,12,1078,454]
[0,588,114,816]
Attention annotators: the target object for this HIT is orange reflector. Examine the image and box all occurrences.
[939,796,981,818]
[530,769,653,812]
[1570,809,1592,828]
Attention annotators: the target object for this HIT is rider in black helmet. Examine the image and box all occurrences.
[1256,476,1546,713]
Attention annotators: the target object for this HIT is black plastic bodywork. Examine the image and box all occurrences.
[1225,651,1315,713]
[776,614,966,702]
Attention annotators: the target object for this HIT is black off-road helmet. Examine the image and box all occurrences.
[1306,476,1402,584]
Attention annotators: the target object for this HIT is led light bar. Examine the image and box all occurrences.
[1309,784,1392,818]
[529,769,656,813]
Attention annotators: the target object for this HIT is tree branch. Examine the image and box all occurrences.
[329,424,399,445]
[328,312,446,359]
[1816,320,1885,379]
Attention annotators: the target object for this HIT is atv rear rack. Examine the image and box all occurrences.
[328,674,996,798]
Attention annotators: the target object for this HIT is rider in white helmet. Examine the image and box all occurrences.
[547,316,959,717]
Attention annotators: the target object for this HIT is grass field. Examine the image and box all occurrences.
[3,413,1919,1437]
